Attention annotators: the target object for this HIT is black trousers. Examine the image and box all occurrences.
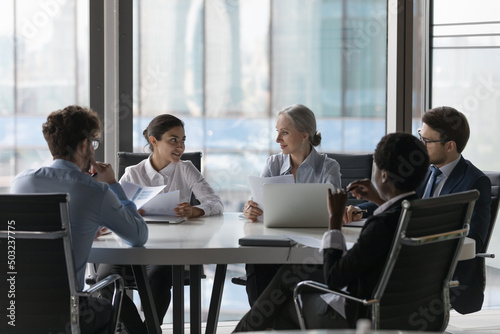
[79,296,112,334]
[97,264,173,334]
[235,264,349,332]
[245,263,281,306]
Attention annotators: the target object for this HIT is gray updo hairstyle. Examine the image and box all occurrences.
[278,104,321,147]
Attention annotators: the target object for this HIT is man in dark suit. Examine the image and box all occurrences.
[347,106,491,314]
[233,132,430,331]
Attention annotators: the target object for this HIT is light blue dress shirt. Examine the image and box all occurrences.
[261,148,341,188]
[10,159,148,290]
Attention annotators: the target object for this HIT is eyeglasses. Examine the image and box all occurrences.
[91,139,100,150]
[417,130,444,145]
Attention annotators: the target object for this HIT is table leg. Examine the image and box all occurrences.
[190,265,202,334]
[205,264,227,334]
[173,265,185,334]
[131,265,161,334]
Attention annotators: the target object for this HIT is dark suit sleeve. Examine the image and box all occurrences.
[357,201,378,218]
[468,174,491,252]
[323,216,395,292]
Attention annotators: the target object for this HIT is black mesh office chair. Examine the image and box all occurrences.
[326,152,373,206]
[0,193,124,334]
[294,190,478,331]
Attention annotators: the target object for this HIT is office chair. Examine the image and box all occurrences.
[294,190,478,331]
[0,193,124,334]
[326,152,373,206]
[477,171,500,259]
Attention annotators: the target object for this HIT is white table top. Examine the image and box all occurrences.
[89,212,475,265]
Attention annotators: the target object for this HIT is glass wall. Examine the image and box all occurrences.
[133,0,387,212]
[0,0,89,193]
[430,0,500,270]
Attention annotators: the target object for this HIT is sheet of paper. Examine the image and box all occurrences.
[121,181,167,210]
[247,175,294,206]
[141,190,180,216]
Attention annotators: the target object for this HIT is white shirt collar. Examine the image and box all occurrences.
[373,191,416,216]
[279,146,321,175]
[434,154,461,178]
[144,155,176,180]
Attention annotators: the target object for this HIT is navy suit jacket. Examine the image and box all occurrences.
[358,156,491,314]
[419,157,491,314]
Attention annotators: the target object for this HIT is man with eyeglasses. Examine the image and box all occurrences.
[345,106,491,315]
[11,105,149,333]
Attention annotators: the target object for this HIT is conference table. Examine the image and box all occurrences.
[89,212,475,334]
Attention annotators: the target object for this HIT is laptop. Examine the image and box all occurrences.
[143,215,186,224]
[263,183,333,228]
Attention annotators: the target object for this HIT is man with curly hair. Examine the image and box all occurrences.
[11,105,148,333]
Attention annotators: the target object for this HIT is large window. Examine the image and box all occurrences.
[0,0,89,193]
[133,0,387,211]
[430,0,500,271]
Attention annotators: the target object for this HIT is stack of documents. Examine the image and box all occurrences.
[121,181,185,223]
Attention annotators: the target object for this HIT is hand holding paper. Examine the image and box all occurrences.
[121,181,180,216]
[247,175,294,206]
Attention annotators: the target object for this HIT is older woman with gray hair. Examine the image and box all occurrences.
[243,104,341,306]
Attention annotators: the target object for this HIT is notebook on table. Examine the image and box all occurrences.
[143,215,186,224]
[263,183,333,228]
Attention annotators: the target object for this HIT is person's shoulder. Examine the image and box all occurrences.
[13,168,37,179]
[320,152,341,169]
[364,206,402,232]
[124,157,148,172]
[462,158,490,183]
[265,152,287,165]
[177,159,202,175]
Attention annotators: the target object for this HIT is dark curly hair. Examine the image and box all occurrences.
[143,114,184,152]
[42,105,101,159]
[374,132,429,192]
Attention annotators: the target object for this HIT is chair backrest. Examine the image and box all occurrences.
[117,151,203,206]
[0,193,79,334]
[117,151,202,179]
[326,153,373,206]
[482,171,500,253]
[372,190,479,331]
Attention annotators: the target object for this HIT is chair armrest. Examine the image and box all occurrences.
[294,280,377,306]
[476,252,495,258]
[293,280,377,330]
[80,274,124,334]
[85,263,98,285]
[83,273,124,295]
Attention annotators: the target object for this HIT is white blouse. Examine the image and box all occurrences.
[120,156,223,216]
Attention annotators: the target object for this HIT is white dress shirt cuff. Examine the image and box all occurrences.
[320,229,347,255]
